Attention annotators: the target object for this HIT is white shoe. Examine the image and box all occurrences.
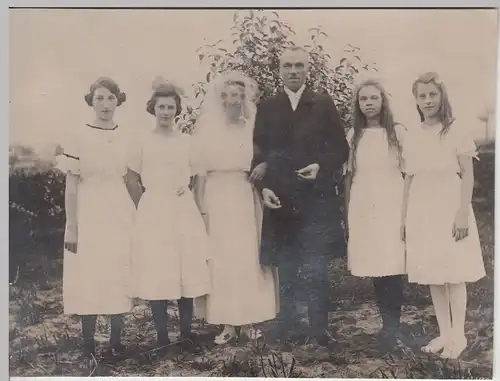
[214,326,237,345]
[243,326,263,341]
[421,336,447,354]
[441,335,467,359]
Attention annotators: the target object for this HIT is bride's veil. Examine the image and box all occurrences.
[194,70,260,137]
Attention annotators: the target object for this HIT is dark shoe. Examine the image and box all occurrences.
[112,343,127,356]
[155,332,171,353]
[376,327,399,356]
[83,340,96,359]
[278,339,294,352]
[179,333,202,354]
[102,343,127,360]
[316,333,331,348]
[156,330,170,342]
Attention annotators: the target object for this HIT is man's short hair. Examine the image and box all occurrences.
[280,46,309,62]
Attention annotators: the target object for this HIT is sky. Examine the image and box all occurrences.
[9,8,498,152]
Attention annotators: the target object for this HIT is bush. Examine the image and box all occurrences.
[9,145,65,282]
[176,10,377,134]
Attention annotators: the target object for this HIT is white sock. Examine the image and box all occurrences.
[429,284,452,339]
[448,282,467,339]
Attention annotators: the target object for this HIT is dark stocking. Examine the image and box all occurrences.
[110,314,124,348]
[373,275,404,331]
[149,300,170,344]
[178,297,193,338]
[81,315,97,356]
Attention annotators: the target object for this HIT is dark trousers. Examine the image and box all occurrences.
[373,275,404,330]
[82,314,123,347]
[149,298,193,339]
[277,252,330,338]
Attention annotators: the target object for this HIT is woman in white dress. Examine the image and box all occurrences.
[344,78,406,354]
[192,71,279,345]
[401,72,486,359]
[125,80,210,354]
[58,77,135,359]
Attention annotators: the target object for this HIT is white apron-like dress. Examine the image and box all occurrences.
[127,129,210,301]
[346,125,407,277]
[192,120,279,326]
[58,124,135,315]
[403,122,486,285]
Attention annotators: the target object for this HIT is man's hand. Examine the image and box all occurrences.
[262,188,282,209]
[296,163,320,181]
[249,162,268,182]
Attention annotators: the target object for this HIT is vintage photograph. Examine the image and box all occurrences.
[9,7,496,378]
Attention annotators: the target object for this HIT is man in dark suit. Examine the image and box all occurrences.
[250,46,349,348]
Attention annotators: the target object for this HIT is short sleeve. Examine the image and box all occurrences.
[346,128,354,148]
[395,124,407,146]
[189,131,207,176]
[401,127,417,175]
[126,132,143,174]
[450,123,478,159]
[55,128,80,176]
[343,128,354,175]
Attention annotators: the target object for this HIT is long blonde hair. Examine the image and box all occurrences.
[412,72,455,136]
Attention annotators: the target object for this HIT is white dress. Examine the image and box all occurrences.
[403,122,486,284]
[58,124,135,315]
[192,120,279,326]
[346,126,406,277]
[127,129,210,301]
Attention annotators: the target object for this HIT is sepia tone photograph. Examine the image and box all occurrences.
[8,7,496,378]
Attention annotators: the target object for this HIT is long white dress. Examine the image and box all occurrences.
[127,129,210,301]
[347,126,407,277]
[403,122,486,285]
[192,120,279,326]
[58,124,135,315]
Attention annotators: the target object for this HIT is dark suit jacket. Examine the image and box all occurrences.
[251,87,349,265]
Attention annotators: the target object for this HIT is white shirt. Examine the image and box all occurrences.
[284,84,306,111]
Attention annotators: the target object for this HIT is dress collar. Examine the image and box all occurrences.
[86,123,119,131]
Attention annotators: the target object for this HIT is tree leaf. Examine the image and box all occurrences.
[193,10,377,125]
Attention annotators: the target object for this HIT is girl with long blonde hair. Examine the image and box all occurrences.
[401,72,485,359]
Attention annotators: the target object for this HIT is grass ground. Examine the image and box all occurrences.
[9,153,494,378]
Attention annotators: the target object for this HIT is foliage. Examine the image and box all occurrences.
[175,9,377,134]
[9,145,65,281]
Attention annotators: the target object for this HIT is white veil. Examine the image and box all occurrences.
[194,70,260,136]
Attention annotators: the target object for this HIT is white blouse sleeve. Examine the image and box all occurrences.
[395,124,407,146]
[126,132,144,175]
[395,124,408,172]
[189,131,207,176]
[450,122,478,159]
[55,128,80,176]
[401,126,417,175]
[344,128,354,175]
